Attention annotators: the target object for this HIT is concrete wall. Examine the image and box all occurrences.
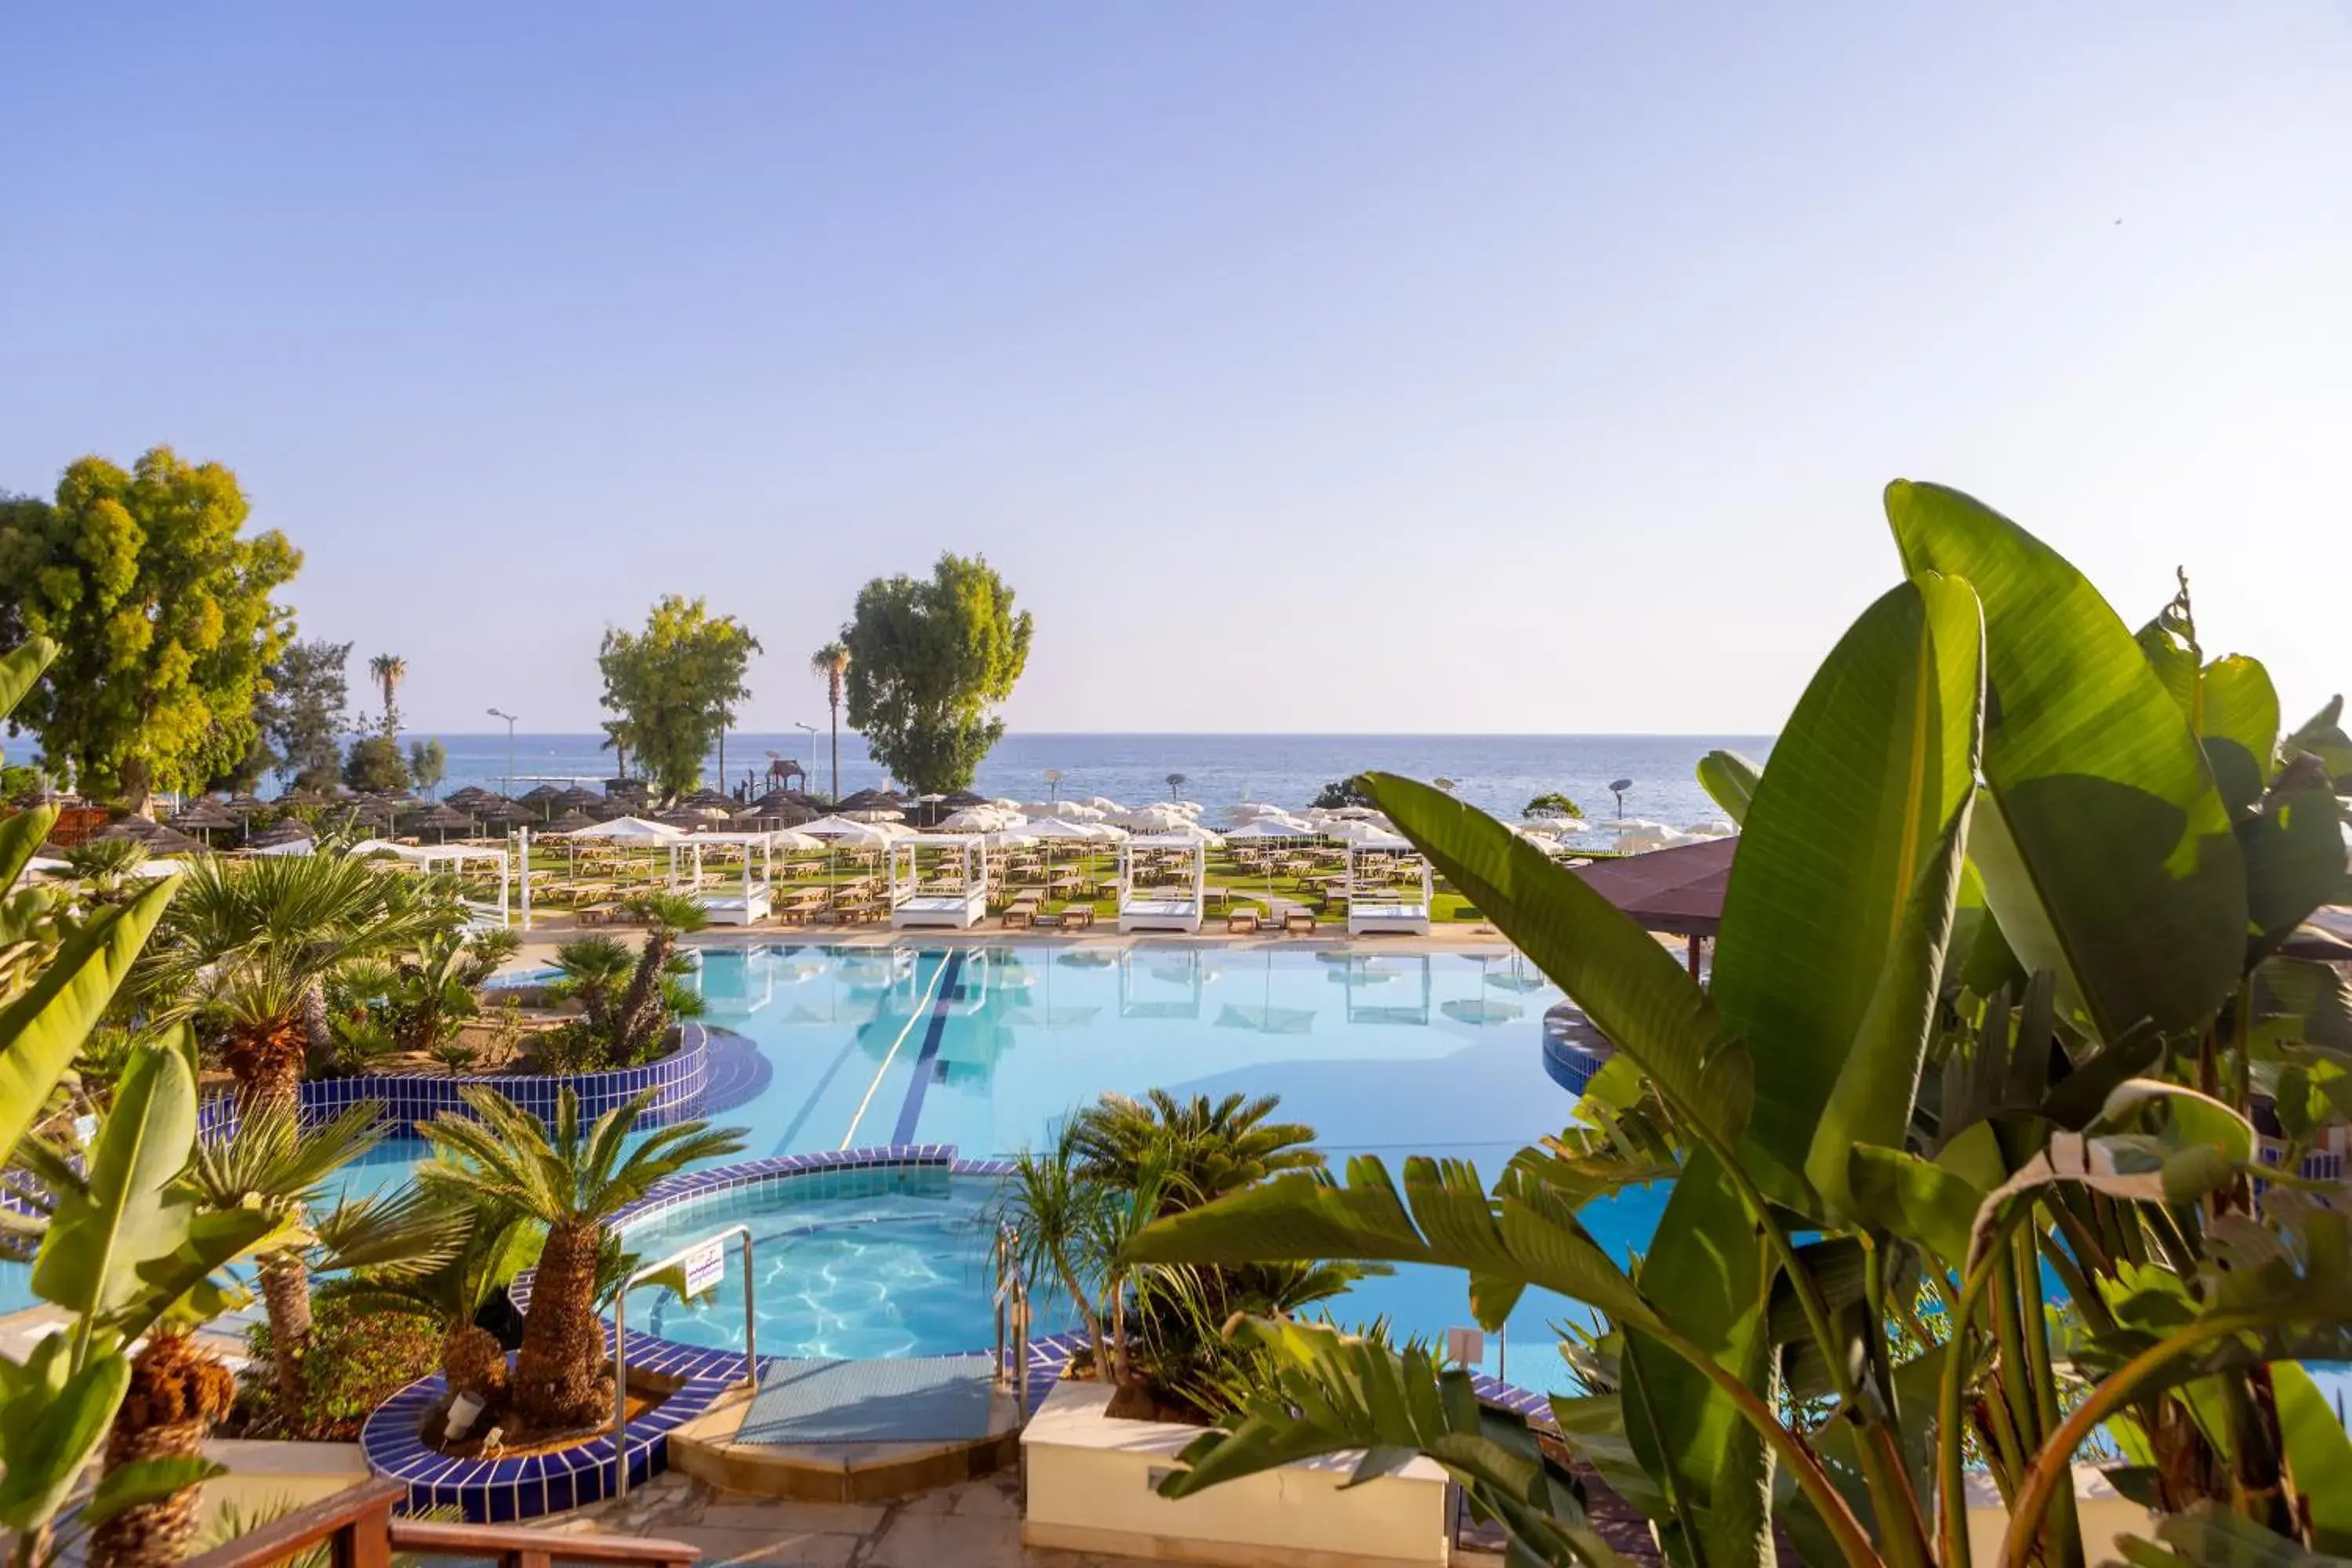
[1020,1381,1449,1568]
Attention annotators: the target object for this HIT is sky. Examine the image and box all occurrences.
[2,5,2347,736]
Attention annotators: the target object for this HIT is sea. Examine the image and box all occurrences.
[408,732,1773,827]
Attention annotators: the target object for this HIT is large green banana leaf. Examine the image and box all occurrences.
[2199,655,2282,814]
[0,1338,129,1533]
[0,637,58,724]
[32,1043,202,1363]
[2285,697,2352,782]
[1707,573,1982,1205]
[1697,750,1763,826]
[0,874,177,1165]
[1161,1317,1634,1568]
[1886,481,2247,1040]
[1123,1153,1660,1334]
[2239,788,2344,964]
[1362,773,1751,1150]
[1621,1151,1773,1568]
[0,803,60,895]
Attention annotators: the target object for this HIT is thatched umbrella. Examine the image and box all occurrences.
[834,788,903,814]
[519,782,565,820]
[100,817,206,855]
[406,803,474,844]
[445,786,496,810]
[556,786,607,813]
[226,791,266,816]
[278,786,338,808]
[242,818,314,854]
[171,800,237,842]
[475,798,532,829]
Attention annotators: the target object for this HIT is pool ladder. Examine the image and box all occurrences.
[992,1223,1033,1417]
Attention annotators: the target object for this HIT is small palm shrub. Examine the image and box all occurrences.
[417,1087,744,1434]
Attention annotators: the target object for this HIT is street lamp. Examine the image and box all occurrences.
[487,708,518,797]
[1609,778,1633,820]
[1044,767,1062,804]
[792,722,818,799]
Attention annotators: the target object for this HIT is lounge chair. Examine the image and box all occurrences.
[1226,907,1262,935]
[1003,898,1038,930]
[1062,904,1096,931]
[1282,910,1317,936]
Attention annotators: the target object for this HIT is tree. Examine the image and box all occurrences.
[1521,790,1584,819]
[340,734,408,793]
[840,554,1032,795]
[138,852,458,1115]
[183,1103,459,1423]
[808,641,851,803]
[0,448,300,811]
[597,596,760,802]
[367,653,406,738]
[257,639,352,790]
[320,1198,541,1404]
[406,738,447,797]
[417,1087,742,1432]
[1309,777,1373,810]
[598,717,635,781]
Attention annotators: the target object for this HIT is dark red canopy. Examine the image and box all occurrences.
[1570,835,1733,938]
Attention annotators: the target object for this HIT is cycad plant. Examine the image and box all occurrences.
[1127,483,2352,1568]
[416,1087,743,1432]
[184,1102,462,1423]
[137,851,459,1113]
[322,1197,543,1404]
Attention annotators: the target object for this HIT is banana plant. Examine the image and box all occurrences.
[1127,483,2352,1568]
[2,1043,290,1568]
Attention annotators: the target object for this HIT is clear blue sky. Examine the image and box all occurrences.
[3,5,2345,735]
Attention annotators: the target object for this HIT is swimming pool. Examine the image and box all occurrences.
[667,942,1658,1375]
[2,942,1661,1379]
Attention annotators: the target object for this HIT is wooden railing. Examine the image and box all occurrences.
[179,1478,700,1568]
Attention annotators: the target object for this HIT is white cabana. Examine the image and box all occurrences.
[889,833,986,929]
[1117,831,1208,933]
[1344,828,1432,936]
[794,814,900,845]
[568,815,685,841]
[1080,796,1127,814]
[1224,814,1316,840]
[665,829,791,925]
[1115,804,1192,833]
[352,839,512,926]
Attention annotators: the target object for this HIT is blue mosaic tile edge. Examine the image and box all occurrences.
[294,1023,711,1137]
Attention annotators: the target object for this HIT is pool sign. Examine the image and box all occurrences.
[681,1236,727,1299]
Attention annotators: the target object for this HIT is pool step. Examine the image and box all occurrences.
[667,1374,1022,1503]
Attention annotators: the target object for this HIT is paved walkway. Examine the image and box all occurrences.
[535,1469,1149,1568]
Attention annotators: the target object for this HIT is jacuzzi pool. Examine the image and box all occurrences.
[610,1160,1073,1359]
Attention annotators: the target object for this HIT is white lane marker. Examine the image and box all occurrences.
[838,953,951,1149]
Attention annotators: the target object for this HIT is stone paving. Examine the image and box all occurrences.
[535,1468,1150,1568]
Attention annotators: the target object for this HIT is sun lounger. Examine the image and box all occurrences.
[1003,898,1039,929]
[1226,908,1262,934]
[1282,910,1318,935]
[1061,904,1095,931]
[576,902,621,926]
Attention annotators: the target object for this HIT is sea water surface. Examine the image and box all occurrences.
[412,731,1772,826]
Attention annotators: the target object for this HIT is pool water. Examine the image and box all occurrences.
[615,1172,1076,1359]
[3,943,1660,1381]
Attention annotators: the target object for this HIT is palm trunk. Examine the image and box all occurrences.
[89,1332,236,1568]
[829,702,840,804]
[223,1018,306,1121]
[257,1250,314,1423]
[302,978,333,1066]
[511,1219,608,1433]
[614,930,675,1062]
[443,1321,509,1403]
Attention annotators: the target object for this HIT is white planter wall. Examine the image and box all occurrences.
[1021,1381,1450,1568]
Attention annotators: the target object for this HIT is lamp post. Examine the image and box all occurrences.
[1609,777,1633,820]
[487,708,518,797]
[793,722,818,797]
[1044,768,1062,804]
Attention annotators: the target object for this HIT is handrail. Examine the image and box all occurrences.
[177,1477,702,1568]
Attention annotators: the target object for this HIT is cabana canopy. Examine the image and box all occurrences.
[1570,834,1734,938]
[569,815,684,841]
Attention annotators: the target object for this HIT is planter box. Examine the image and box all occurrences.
[1019,1381,1448,1568]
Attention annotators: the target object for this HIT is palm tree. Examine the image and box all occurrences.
[89,1330,239,1568]
[185,1102,463,1421]
[368,652,406,737]
[417,1087,744,1432]
[1069,1090,1322,1213]
[599,717,636,782]
[139,852,459,1116]
[999,1123,1129,1389]
[613,893,706,1063]
[58,836,151,906]
[322,1196,543,1405]
[808,641,850,803]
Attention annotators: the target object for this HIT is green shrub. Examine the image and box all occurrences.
[245,1294,439,1439]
